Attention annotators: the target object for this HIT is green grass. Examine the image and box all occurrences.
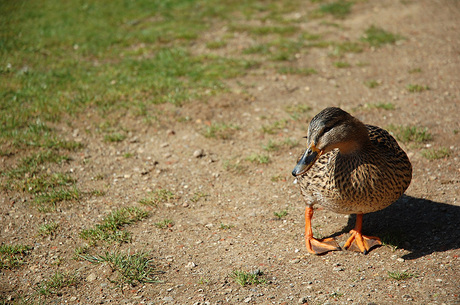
[38,221,59,237]
[36,272,78,296]
[361,25,402,47]
[223,159,247,174]
[0,244,31,269]
[364,102,395,110]
[261,119,288,135]
[154,219,174,229]
[139,188,176,206]
[274,210,288,219]
[203,123,240,140]
[231,270,266,287]
[364,80,380,89]
[333,61,351,68]
[220,223,233,230]
[406,84,429,93]
[80,207,149,244]
[388,271,414,281]
[387,125,432,144]
[190,192,209,203]
[246,153,270,164]
[317,1,353,18]
[421,147,450,160]
[81,250,160,286]
[277,67,317,76]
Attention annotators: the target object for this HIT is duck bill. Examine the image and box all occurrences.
[292,145,322,177]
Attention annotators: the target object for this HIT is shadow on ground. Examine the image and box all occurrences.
[338,195,460,260]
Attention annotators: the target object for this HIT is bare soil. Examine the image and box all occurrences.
[1,0,459,304]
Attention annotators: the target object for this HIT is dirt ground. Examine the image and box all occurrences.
[1,0,460,304]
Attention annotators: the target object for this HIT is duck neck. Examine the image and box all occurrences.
[337,121,370,155]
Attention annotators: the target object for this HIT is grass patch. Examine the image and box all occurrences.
[387,125,432,144]
[206,40,227,49]
[274,210,288,219]
[104,132,126,143]
[364,80,380,89]
[0,244,31,269]
[246,153,270,164]
[318,1,353,18]
[421,147,450,160]
[80,207,148,244]
[36,271,78,297]
[220,223,233,230]
[331,41,363,56]
[364,102,395,110]
[203,123,240,140]
[261,119,288,134]
[333,61,351,68]
[406,84,429,93]
[277,67,317,76]
[388,271,414,281]
[223,159,247,175]
[263,138,299,152]
[139,189,176,206]
[190,192,208,203]
[38,221,59,237]
[361,25,402,47]
[231,270,266,287]
[381,230,405,252]
[81,250,160,286]
[154,219,174,229]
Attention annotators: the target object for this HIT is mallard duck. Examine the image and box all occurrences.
[292,107,412,254]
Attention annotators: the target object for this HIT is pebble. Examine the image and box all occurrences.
[193,149,205,158]
[86,273,97,282]
[244,296,252,303]
[163,296,174,302]
[298,297,308,304]
[186,262,196,268]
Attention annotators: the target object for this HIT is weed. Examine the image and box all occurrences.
[270,175,286,182]
[277,67,317,76]
[381,230,405,251]
[223,159,247,174]
[104,132,126,143]
[81,250,160,285]
[36,272,78,296]
[155,219,174,229]
[406,84,429,93]
[139,189,176,206]
[231,269,266,287]
[285,104,312,120]
[0,244,31,269]
[38,222,59,237]
[274,210,288,219]
[388,271,414,280]
[206,40,227,49]
[331,41,363,56]
[80,207,148,244]
[246,153,270,164]
[361,26,402,47]
[408,67,422,74]
[421,147,450,160]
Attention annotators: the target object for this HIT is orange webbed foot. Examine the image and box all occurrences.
[306,237,341,255]
[343,229,381,254]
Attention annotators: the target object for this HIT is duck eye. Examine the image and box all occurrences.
[323,125,332,134]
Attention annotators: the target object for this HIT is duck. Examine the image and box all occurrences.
[292,107,412,254]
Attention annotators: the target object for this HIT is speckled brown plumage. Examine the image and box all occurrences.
[292,107,412,254]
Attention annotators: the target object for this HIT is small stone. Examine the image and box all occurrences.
[69,296,77,302]
[396,258,405,262]
[86,273,97,282]
[160,143,169,148]
[333,267,344,272]
[290,259,300,264]
[163,296,174,302]
[298,297,308,304]
[166,130,175,136]
[193,149,205,158]
[186,262,196,268]
[244,296,252,303]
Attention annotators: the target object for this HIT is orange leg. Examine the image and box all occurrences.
[344,214,381,254]
[305,207,340,255]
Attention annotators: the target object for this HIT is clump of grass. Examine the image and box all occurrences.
[270,175,286,182]
[331,41,363,56]
[104,132,126,143]
[277,67,317,76]
[387,125,432,144]
[274,210,288,219]
[190,192,208,203]
[364,80,380,89]
[220,223,233,230]
[80,207,148,244]
[285,104,312,120]
[231,269,266,287]
[263,138,299,152]
[261,119,288,134]
[154,219,174,229]
[381,230,405,252]
[0,244,31,269]
[406,84,429,93]
[333,61,351,68]
[318,1,353,18]
[34,187,80,212]
[364,102,395,110]
[203,123,240,140]
[206,40,227,49]
[408,67,422,74]
[139,189,176,206]
[361,25,402,47]
[38,221,59,237]
[81,250,160,286]
[36,271,78,296]
[388,271,414,281]
[421,147,450,160]
[246,153,270,164]
[223,159,247,174]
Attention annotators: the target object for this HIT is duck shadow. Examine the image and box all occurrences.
[336,195,460,260]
